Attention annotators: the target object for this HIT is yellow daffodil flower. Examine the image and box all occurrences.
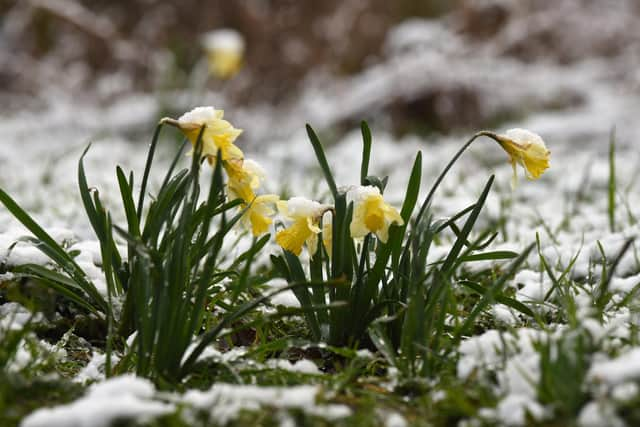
[348,186,403,243]
[275,197,332,256]
[224,158,276,236]
[225,158,265,202]
[201,29,245,79]
[495,128,550,189]
[241,194,279,236]
[161,107,243,161]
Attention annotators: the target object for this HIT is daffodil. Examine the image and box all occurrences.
[225,158,265,202]
[224,158,276,236]
[348,186,403,243]
[494,128,550,188]
[241,194,279,236]
[275,197,332,256]
[161,107,243,161]
[201,29,245,79]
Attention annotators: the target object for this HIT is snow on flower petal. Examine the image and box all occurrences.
[348,186,403,243]
[162,106,244,161]
[495,128,550,188]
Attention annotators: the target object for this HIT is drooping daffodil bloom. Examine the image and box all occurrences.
[348,186,403,243]
[241,194,280,236]
[275,197,333,256]
[225,158,265,202]
[225,158,277,236]
[161,106,243,161]
[201,29,245,80]
[494,128,550,189]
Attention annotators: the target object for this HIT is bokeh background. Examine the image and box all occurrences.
[1,0,640,233]
[3,0,639,141]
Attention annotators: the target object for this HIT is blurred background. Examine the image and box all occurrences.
[2,0,639,144]
[0,0,640,262]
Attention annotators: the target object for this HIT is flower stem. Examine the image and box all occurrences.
[415,131,499,225]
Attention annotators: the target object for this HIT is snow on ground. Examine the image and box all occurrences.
[21,374,350,427]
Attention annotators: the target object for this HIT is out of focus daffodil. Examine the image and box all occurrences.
[202,29,245,79]
[224,158,277,236]
[348,186,403,243]
[161,106,243,161]
[276,197,332,256]
[494,128,550,189]
[241,194,279,236]
[225,158,265,201]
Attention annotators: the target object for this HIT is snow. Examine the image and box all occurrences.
[201,29,245,52]
[383,411,408,427]
[21,375,175,427]
[0,302,42,331]
[611,382,639,403]
[265,277,301,308]
[74,352,121,384]
[266,359,321,374]
[182,383,351,424]
[588,347,640,386]
[495,394,547,427]
[577,401,624,427]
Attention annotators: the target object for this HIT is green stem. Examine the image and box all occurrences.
[415,131,499,225]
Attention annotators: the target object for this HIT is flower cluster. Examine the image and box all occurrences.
[162,107,550,257]
[161,107,405,257]
[162,107,278,237]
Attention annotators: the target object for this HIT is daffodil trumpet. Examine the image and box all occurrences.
[348,186,403,244]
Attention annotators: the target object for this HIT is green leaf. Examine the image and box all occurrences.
[439,175,495,274]
[454,243,534,341]
[608,127,617,232]
[0,186,107,312]
[306,124,338,200]
[458,279,534,317]
[459,250,518,262]
[360,121,372,185]
[136,122,163,220]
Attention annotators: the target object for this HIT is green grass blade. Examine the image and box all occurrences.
[458,279,534,317]
[608,127,616,232]
[416,131,490,224]
[306,124,338,200]
[12,264,101,314]
[360,121,372,185]
[459,250,518,262]
[116,166,141,237]
[439,175,495,274]
[136,121,163,220]
[0,187,107,312]
[454,243,534,341]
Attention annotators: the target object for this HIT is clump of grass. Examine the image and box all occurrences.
[272,123,543,380]
[0,123,274,384]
